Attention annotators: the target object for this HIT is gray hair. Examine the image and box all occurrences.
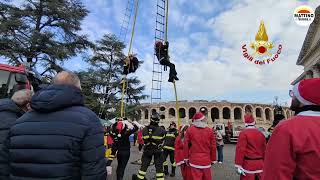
[11,89,33,106]
[52,71,81,89]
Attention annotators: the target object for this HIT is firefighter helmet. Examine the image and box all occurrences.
[150,113,160,123]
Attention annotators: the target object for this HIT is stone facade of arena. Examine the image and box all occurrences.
[137,100,293,129]
[292,5,320,85]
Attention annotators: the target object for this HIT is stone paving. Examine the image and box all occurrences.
[109,144,239,180]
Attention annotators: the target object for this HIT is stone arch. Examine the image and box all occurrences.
[265,108,271,121]
[223,107,231,119]
[159,106,166,111]
[151,109,157,115]
[179,108,186,118]
[255,107,263,118]
[169,108,176,118]
[234,107,242,121]
[189,107,197,119]
[200,106,208,115]
[244,104,253,113]
[144,109,149,119]
[211,107,219,121]
[137,110,142,120]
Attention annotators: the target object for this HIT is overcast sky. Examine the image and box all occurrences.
[5,0,320,105]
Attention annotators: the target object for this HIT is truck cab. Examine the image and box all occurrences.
[0,63,43,98]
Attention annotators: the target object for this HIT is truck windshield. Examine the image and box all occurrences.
[0,70,10,98]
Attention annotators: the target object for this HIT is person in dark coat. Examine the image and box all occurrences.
[0,89,33,179]
[8,71,107,180]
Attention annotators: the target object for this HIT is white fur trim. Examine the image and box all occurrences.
[245,122,255,126]
[194,115,205,121]
[192,121,207,128]
[293,82,315,105]
[298,111,320,117]
[189,163,211,169]
[176,161,185,166]
[235,165,263,174]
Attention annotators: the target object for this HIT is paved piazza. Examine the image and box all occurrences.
[109,144,239,180]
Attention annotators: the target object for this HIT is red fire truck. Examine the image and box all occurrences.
[0,63,43,98]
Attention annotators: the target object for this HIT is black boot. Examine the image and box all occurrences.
[168,77,174,83]
[164,165,169,175]
[173,75,179,81]
[170,166,176,177]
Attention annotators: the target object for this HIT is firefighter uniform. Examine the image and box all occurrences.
[132,114,166,180]
[163,122,179,176]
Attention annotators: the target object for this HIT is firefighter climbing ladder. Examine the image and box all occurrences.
[151,0,181,128]
[98,0,134,118]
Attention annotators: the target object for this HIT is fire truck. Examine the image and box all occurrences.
[0,63,44,98]
[215,122,244,143]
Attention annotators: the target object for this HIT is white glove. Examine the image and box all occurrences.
[236,167,246,176]
[106,166,112,175]
[123,120,134,130]
[132,121,144,129]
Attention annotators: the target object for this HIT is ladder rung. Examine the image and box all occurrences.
[152,97,161,100]
[152,88,161,91]
[155,37,164,41]
[156,21,165,26]
[155,29,164,33]
[152,79,162,82]
[152,71,162,73]
[156,13,165,17]
[157,5,165,10]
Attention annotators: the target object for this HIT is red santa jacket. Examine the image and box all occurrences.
[235,126,266,174]
[175,135,185,166]
[183,126,216,168]
[107,135,113,145]
[262,111,320,180]
[137,130,144,144]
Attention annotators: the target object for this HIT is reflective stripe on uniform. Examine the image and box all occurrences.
[143,135,164,140]
[172,162,176,167]
[165,133,176,138]
[108,158,113,161]
[137,170,146,179]
[152,135,165,140]
[137,174,145,179]
[156,173,164,177]
[163,146,175,151]
[163,161,168,166]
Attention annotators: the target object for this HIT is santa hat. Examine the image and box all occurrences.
[293,78,320,105]
[244,114,255,126]
[155,41,162,47]
[116,121,124,137]
[192,112,207,128]
[192,112,205,121]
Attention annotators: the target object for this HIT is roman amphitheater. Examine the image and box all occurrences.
[138,100,293,129]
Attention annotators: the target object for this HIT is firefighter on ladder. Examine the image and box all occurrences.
[121,54,140,83]
[154,41,179,83]
[163,121,179,177]
[132,113,166,180]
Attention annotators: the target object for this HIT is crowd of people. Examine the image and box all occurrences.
[0,69,319,180]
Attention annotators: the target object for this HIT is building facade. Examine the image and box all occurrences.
[292,5,320,85]
[138,100,292,130]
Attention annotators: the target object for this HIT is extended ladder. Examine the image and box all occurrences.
[150,0,166,104]
[119,0,134,44]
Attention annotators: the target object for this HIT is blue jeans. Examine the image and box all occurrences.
[217,145,224,162]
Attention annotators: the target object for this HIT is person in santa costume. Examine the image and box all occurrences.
[262,78,320,180]
[183,112,216,180]
[235,113,266,180]
[175,125,190,180]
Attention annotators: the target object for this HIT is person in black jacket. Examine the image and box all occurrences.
[132,113,166,180]
[155,41,179,83]
[8,71,107,180]
[106,118,139,180]
[163,121,178,177]
[0,89,33,179]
